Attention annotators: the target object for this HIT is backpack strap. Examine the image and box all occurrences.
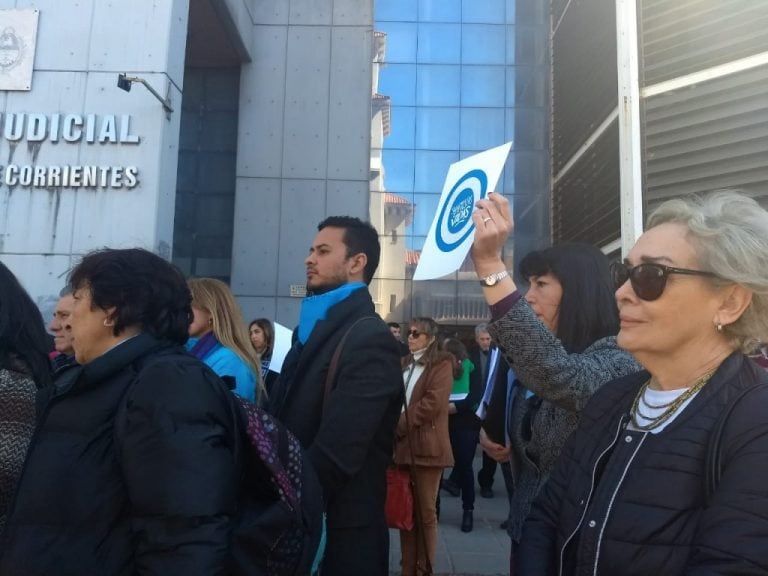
[704,382,764,506]
[321,316,379,413]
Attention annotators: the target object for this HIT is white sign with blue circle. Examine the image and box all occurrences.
[413,142,512,281]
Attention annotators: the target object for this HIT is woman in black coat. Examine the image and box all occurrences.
[519,191,768,575]
[0,248,240,576]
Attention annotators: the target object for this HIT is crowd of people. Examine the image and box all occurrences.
[0,190,767,575]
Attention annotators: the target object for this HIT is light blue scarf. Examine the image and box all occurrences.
[298,282,366,344]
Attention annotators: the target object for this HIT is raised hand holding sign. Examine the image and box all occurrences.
[413,142,512,281]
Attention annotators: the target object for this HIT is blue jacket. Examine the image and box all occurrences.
[186,338,256,402]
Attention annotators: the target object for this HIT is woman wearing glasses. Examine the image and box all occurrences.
[470,193,640,573]
[516,191,768,575]
[393,318,454,576]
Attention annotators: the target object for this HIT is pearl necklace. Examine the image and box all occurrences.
[630,372,713,432]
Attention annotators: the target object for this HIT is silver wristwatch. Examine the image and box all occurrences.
[479,270,509,287]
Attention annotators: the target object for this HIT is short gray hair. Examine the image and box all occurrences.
[474,322,489,336]
[647,190,768,353]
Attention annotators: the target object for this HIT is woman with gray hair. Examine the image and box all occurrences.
[519,191,768,575]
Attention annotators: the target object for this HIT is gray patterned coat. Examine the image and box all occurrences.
[488,298,641,543]
[0,368,37,534]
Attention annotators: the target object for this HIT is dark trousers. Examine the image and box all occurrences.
[322,522,389,576]
[447,427,479,511]
[510,538,520,576]
[477,451,498,490]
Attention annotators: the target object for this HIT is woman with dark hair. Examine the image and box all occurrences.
[0,248,240,576]
[249,317,274,358]
[518,244,621,352]
[0,262,51,534]
[442,337,482,532]
[393,318,454,576]
[249,317,278,394]
[470,193,641,572]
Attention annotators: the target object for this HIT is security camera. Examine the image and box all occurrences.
[115,73,173,117]
[117,73,132,92]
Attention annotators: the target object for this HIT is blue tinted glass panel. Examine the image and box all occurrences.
[505,65,546,107]
[415,107,460,150]
[378,22,418,63]
[462,24,505,65]
[460,108,505,151]
[504,109,515,143]
[506,0,516,23]
[419,0,461,22]
[462,0,505,23]
[512,108,547,150]
[506,25,516,63]
[504,150,549,195]
[417,65,461,106]
[387,106,416,149]
[502,154,515,193]
[461,65,505,107]
[375,0,417,21]
[414,150,459,193]
[512,25,547,65]
[409,235,427,251]
[381,149,415,192]
[417,23,461,64]
[411,194,442,236]
[379,63,417,106]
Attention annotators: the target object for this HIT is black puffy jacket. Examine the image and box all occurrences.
[0,333,240,576]
[520,353,768,576]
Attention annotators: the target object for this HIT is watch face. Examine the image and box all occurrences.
[481,271,506,286]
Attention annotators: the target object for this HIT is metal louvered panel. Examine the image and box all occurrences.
[644,65,768,203]
[553,120,621,246]
[552,0,618,174]
[641,0,768,86]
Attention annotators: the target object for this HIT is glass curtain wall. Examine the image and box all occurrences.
[369,0,549,326]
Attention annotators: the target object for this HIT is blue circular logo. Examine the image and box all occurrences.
[436,169,488,252]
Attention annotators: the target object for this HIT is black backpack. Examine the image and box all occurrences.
[229,394,326,576]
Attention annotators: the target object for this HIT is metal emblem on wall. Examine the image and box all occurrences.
[0,9,39,91]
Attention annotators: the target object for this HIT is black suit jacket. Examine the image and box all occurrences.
[269,288,402,532]
[472,345,510,444]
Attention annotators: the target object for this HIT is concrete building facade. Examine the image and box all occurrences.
[0,0,189,316]
[1,0,377,326]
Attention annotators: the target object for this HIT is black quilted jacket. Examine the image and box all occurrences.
[0,333,240,576]
[520,352,768,576]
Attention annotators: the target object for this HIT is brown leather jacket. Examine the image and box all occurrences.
[393,352,454,468]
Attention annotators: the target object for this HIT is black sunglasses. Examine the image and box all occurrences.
[407,329,425,338]
[610,262,717,301]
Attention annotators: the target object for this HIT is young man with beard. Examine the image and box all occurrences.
[269,216,402,576]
